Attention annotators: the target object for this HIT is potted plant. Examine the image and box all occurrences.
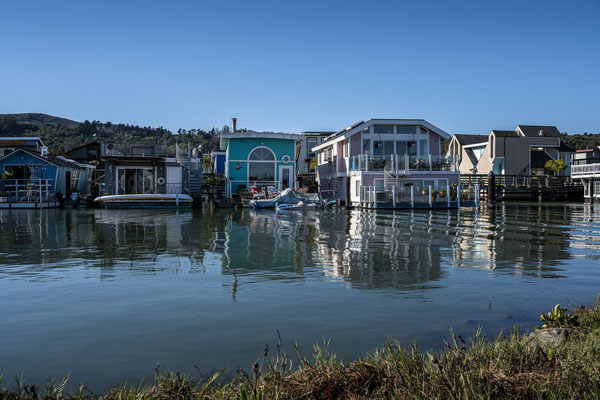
[421,188,429,196]
[432,189,439,200]
[439,189,447,198]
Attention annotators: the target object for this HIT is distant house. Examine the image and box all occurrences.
[220,130,303,197]
[210,151,226,175]
[312,119,458,205]
[100,143,202,198]
[0,136,46,157]
[0,148,90,203]
[447,125,575,176]
[296,131,334,191]
[571,147,600,203]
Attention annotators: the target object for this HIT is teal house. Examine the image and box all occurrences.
[220,130,303,197]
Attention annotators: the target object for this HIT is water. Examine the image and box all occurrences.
[1,204,599,390]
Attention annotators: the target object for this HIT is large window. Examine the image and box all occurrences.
[248,147,275,182]
[362,139,371,154]
[374,125,394,134]
[396,141,407,155]
[384,141,394,156]
[118,168,154,194]
[373,141,384,157]
[419,139,428,157]
[396,126,416,134]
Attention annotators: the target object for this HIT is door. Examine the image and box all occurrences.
[166,166,182,194]
[279,165,293,190]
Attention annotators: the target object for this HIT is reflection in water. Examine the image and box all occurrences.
[1,204,600,390]
[1,204,599,286]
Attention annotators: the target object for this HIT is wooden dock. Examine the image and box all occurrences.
[460,174,584,202]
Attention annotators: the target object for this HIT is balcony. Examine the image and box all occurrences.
[348,154,458,174]
[571,158,600,178]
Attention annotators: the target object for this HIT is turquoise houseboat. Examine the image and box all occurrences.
[220,130,303,197]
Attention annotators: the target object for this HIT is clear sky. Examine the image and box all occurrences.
[1,0,598,135]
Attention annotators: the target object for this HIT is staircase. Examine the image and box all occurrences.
[176,143,202,198]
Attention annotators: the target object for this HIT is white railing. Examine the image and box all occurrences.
[571,163,600,177]
[348,154,458,174]
[0,179,54,202]
[358,183,477,208]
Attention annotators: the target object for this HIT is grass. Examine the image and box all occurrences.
[2,296,600,399]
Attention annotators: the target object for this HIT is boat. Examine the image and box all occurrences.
[94,193,193,209]
[276,201,318,212]
[250,188,321,210]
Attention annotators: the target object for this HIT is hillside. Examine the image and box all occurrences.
[0,113,223,154]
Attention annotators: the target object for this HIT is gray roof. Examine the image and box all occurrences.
[517,125,561,138]
[453,134,488,145]
[492,130,519,137]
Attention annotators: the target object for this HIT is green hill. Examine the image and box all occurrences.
[0,113,223,155]
[0,113,80,127]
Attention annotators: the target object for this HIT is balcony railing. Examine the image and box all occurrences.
[571,162,600,177]
[0,179,54,203]
[358,183,477,208]
[348,154,458,174]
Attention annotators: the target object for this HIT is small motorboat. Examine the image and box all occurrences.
[276,201,318,212]
[94,193,193,209]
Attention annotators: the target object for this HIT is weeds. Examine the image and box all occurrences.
[2,297,600,399]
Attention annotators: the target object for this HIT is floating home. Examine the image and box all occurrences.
[0,147,92,208]
[220,128,303,197]
[312,119,465,208]
[571,147,600,203]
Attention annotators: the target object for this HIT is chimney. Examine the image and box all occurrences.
[232,117,237,133]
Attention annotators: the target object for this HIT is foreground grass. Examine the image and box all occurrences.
[3,297,600,400]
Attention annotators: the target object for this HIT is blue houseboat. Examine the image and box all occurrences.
[220,128,303,197]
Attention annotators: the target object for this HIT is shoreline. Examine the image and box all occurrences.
[2,296,599,399]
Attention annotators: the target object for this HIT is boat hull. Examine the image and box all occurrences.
[94,194,193,209]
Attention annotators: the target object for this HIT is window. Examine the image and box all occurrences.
[396,126,416,134]
[71,169,81,192]
[362,127,370,135]
[419,139,428,157]
[384,141,394,156]
[374,125,394,134]
[355,180,360,196]
[408,141,417,156]
[373,141,384,157]
[437,179,448,190]
[307,138,317,158]
[420,127,428,135]
[118,168,155,194]
[248,147,276,182]
[249,147,275,161]
[362,139,371,154]
[396,141,407,155]
[343,140,349,157]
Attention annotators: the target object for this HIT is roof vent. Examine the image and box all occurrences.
[41,146,49,156]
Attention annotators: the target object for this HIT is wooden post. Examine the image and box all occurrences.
[447,184,450,208]
[475,184,480,207]
[373,186,377,209]
[392,185,396,209]
[487,171,496,203]
[410,185,414,208]
[428,185,432,207]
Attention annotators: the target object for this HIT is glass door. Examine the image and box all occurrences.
[279,165,293,190]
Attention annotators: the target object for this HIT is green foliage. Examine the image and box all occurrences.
[0,114,225,155]
[562,132,600,150]
[536,304,580,329]
[544,159,568,175]
[1,170,14,180]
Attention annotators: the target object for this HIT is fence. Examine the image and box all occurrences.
[358,183,477,209]
[0,179,54,203]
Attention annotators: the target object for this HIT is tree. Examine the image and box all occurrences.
[544,159,567,175]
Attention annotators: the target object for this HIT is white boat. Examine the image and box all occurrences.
[94,193,193,209]
[276,201,318,212]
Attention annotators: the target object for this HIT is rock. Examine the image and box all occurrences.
[529,328,570,348]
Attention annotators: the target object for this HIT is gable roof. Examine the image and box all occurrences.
[517,125,561,138]
[491,130,519,137]
[453,134,488,146]
[0,148,84,169]
[314,118,451,151]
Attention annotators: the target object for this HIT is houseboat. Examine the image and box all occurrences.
[312,119,466,209]
[571,147,600,203]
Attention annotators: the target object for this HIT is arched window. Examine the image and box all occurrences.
[248,147,276,182]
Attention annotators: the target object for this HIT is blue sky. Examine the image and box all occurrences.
[1,0,598,135]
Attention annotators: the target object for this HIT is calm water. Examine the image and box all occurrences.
[1,204,600,390]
